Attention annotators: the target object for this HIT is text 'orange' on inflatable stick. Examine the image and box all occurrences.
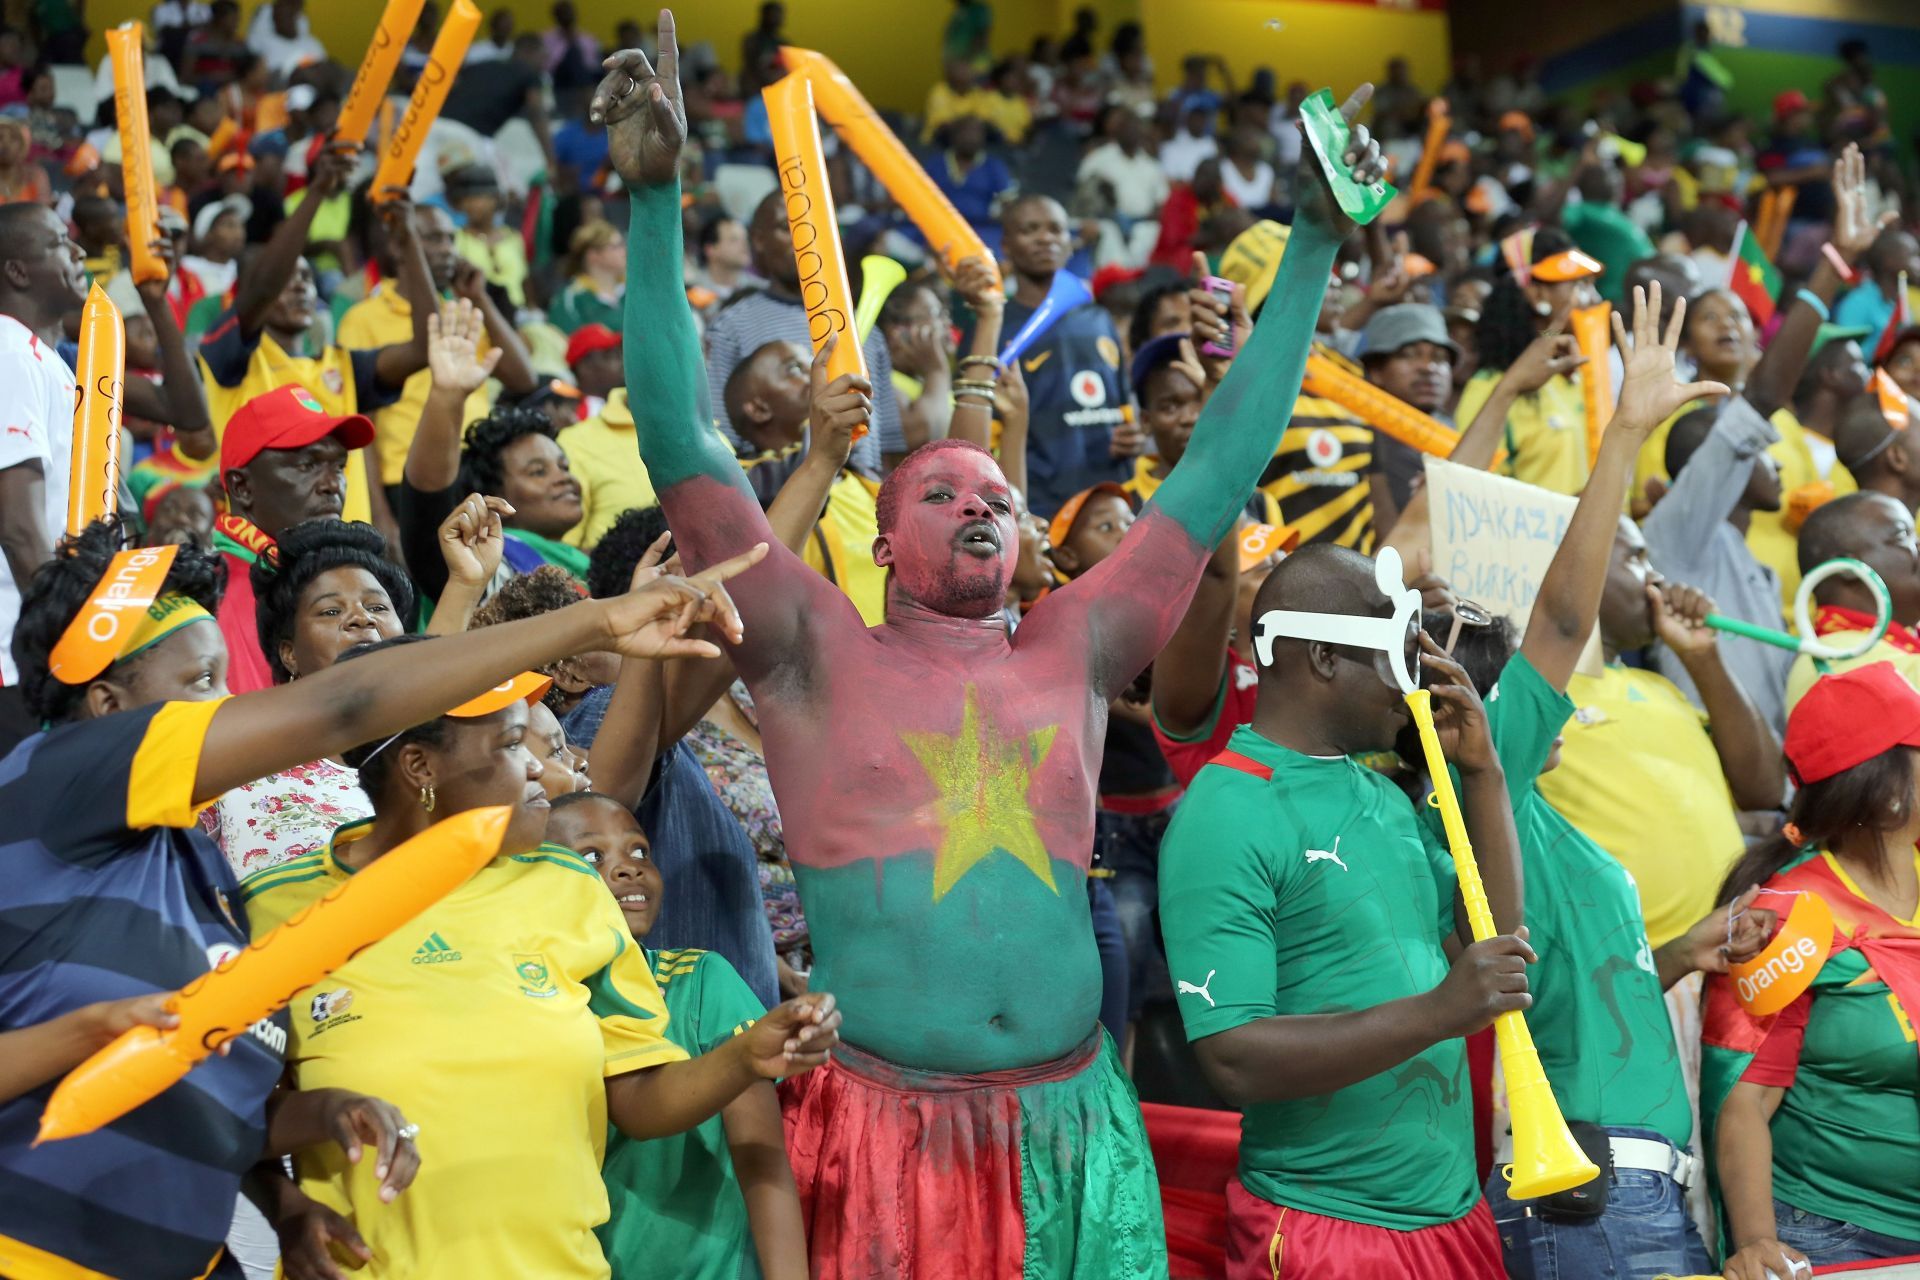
[1570,303,1614,466]
[105,24,166,286]
[335,0,429,144]
[782,46,997,287]
[1302,352,1460,456]
[763,72,868,404]
[37,806,511,1144]
[371,0,481,201]
[68,284,125,535]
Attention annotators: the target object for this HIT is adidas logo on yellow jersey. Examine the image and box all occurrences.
[412,932,462,964]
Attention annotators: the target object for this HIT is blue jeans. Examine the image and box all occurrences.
[1775,1197,1920,1266]
[1096,805,1174,1017]
[1486,1127,1710,1280]
[1087,876,1128,1045]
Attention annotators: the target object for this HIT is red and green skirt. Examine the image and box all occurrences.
[779,1030,1166,1278]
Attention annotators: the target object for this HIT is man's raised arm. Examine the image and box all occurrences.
[1035,89,1381,697]
[598,19,773,570]
[1148,87,1381,549]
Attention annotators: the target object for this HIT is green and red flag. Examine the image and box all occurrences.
[1726,220,1780,328]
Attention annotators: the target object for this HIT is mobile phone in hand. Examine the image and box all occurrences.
[1200,276,1236,359]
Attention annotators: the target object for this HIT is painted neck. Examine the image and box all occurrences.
[883,588,1012,656]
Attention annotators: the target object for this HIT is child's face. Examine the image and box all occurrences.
[548,797,663,940]
[1059,493,1133,576]
[748,341,811,436]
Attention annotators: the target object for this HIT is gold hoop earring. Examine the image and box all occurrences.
[420,785,436,813]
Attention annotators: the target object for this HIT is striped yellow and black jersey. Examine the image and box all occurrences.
[1258,392,1376,552]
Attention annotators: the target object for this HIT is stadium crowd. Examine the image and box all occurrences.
[3,1,1920,1278]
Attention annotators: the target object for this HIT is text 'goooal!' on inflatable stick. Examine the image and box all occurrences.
[68,284,125,535]
[105,24,167,286]
[370,0,482,202]
[37,806,512,1144]
[762,72,868,414]
[334,0,430,145]
[1706,557,1892,661]
[782,47,997,290]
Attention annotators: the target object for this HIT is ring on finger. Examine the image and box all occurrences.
[397,1122,421,1141]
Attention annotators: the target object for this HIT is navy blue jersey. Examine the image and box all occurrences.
[0,698,286,1278]
[1004,293,1130,517]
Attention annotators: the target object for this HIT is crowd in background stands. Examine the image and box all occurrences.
[4,1,1920,1278]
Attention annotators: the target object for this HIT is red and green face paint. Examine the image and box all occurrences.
[623,181,1345,1073]
[873,443,1020,619]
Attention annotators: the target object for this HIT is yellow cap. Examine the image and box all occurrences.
[1220,220,1291,316]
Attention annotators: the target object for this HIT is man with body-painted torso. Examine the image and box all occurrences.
[591,16,1383,1275]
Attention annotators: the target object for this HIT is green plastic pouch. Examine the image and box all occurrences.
[1300,88,1396,225]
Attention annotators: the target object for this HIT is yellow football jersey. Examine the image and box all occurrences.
[242,825,687,1279]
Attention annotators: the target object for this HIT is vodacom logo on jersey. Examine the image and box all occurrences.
[46,544,178,684]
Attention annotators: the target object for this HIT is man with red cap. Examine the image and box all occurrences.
[215,383,374,694]
[566,322,624,420]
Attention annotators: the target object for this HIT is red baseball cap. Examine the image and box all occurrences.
[566,323,621,367]
[220,384,374,474]
[1774,89,1810,122]
[1783,661,1920,784]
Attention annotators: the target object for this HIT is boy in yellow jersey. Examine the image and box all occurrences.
[242,660,842,1280]
[549,791,809,1280]
[199,143,434,531]
[337,201,538,490]
[728,338,888,625]
[1455,229,1604,496]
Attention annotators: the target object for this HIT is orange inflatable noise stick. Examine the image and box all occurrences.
[106,25,166,286]
[1570,303,1614,468]
[335,0,429,144]
[1302,352,1460,456]
[782,46,998,287]
[68,284,126,535]
[763,73,868,418]
[37,806,511,1143]
[371,0,481,201]
[1408,98,1451,198]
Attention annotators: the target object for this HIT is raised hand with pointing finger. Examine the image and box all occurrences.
[592,9,687,189]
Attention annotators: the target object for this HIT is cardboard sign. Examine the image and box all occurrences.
[1425,457,1602,674]
[1731,891,1835,1015]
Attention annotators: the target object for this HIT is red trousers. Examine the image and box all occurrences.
[1225,1179,1505,1279]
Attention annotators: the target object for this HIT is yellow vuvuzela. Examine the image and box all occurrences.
[1404,690,1599,1199]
